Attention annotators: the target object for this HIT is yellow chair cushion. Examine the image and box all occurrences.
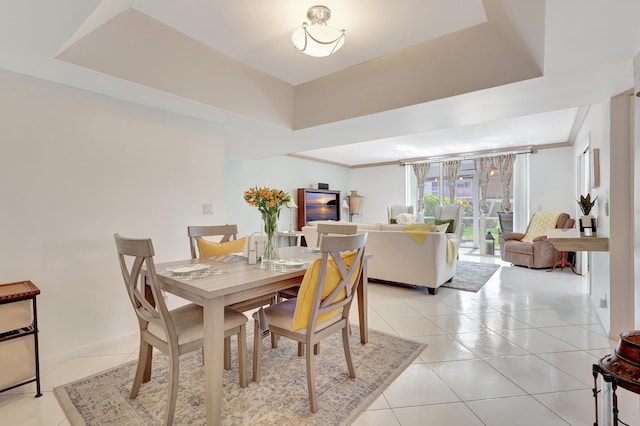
[291,251,358,331]
[196,237,246,258]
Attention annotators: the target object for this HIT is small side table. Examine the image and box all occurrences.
[277,230,303,247]
[0,280,42,397]
[547,232,609,276]
[592,330,640,425]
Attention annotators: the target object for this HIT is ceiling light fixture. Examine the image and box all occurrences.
[291,5,345,57]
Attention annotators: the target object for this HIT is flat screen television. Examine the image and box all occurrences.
[297,188,341,229]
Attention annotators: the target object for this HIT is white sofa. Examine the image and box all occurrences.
[302,221,457,295]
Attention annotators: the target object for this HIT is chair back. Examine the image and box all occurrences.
[316,223,358,247]
[187,224,238,259]
[307,233,367,333]
[434,204,463,236]
[114,234,176,343]
[387,205,414,223]
[498,212,514,233]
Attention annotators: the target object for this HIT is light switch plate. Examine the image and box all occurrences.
[202,203,214,215]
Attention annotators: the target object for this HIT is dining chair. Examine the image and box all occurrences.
[114,233,248,426]
[188,225,277,313]
[187,224,239,259]
[277,223,358,302]
[252,232,368,413]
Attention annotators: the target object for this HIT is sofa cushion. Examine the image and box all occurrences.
[434,219,455,233]
[356,223,383,231]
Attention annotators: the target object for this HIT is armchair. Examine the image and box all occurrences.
[500,212,575,268]
[387,205,414,223]
[434,204,463,249]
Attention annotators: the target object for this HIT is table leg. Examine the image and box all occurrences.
[547,251,581,276]
[357,259,368,344]
[203,297,225,425]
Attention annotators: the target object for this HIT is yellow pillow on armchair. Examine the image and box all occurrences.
[196,237,246,258]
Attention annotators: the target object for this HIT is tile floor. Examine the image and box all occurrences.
[2,254,640,425]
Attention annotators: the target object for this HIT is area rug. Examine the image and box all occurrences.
[441,260,500,292]
[54,325,426,426]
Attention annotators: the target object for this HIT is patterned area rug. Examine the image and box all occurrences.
[54,325,425,426]
[442,260,500,292]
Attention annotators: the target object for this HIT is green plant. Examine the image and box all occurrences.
[577,193,597,216]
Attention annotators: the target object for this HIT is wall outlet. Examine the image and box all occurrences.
[599,296,607,309]
[202,203,214,215]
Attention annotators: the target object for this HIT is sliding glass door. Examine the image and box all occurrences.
[408,159,513,252]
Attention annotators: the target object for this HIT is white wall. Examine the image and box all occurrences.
[350,165,407,224]
[1,70,228,361]
[528,146,576,217]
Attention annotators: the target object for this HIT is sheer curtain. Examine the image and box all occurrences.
[442,160,461,203]
[496,153,515,212]
[412,163,430,216]
[473,156,494,214]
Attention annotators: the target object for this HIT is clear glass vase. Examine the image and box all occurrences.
[261,210,279,261]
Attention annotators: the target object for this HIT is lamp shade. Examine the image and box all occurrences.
[291,25,345,57]
[291,5,345,58]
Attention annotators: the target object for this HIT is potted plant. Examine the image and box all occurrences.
[577,193,597,233]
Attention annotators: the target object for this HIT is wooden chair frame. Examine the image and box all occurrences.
[253,233,368,413]
[187,224,238,259]
[114,233,247,425]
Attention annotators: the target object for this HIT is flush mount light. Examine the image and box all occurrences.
[291,5,345,57]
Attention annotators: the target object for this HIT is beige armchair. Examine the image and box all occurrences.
[499,212,575,268]
[433,204,463,237]
[387,205,414,223]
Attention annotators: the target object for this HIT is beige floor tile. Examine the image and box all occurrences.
[352,408,400,426]
[537,350,601,386]
[385,316,445,337]
[467,395,568,425]
[430,359,526,400]
[413,334,477,363]
[485,355,587,394]
[393,402,484,426]
[452,329,529,358]
[538,325,618,350]
[499,328,579,353]
[425,314,484,334]
[383,364,460,407]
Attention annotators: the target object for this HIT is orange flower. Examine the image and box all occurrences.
[243,186,292,216]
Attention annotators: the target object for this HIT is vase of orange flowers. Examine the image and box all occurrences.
[244,186,292,261]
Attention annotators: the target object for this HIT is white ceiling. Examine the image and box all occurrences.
[2,1,640,167]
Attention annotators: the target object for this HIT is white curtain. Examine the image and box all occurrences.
[442,160,461,203]
[473,156,493,215]
[496,153,516,212]
[412,163,430,213]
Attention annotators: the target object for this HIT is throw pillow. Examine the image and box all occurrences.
[291,251,358,331]
[434,219,455,233]
[433,223,450,233]
[196,236,246,258]
[395,213,415,224]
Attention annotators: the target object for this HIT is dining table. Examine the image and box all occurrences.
[143,246,369,426]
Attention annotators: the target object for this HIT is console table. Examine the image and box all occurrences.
[547,232,609,275]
